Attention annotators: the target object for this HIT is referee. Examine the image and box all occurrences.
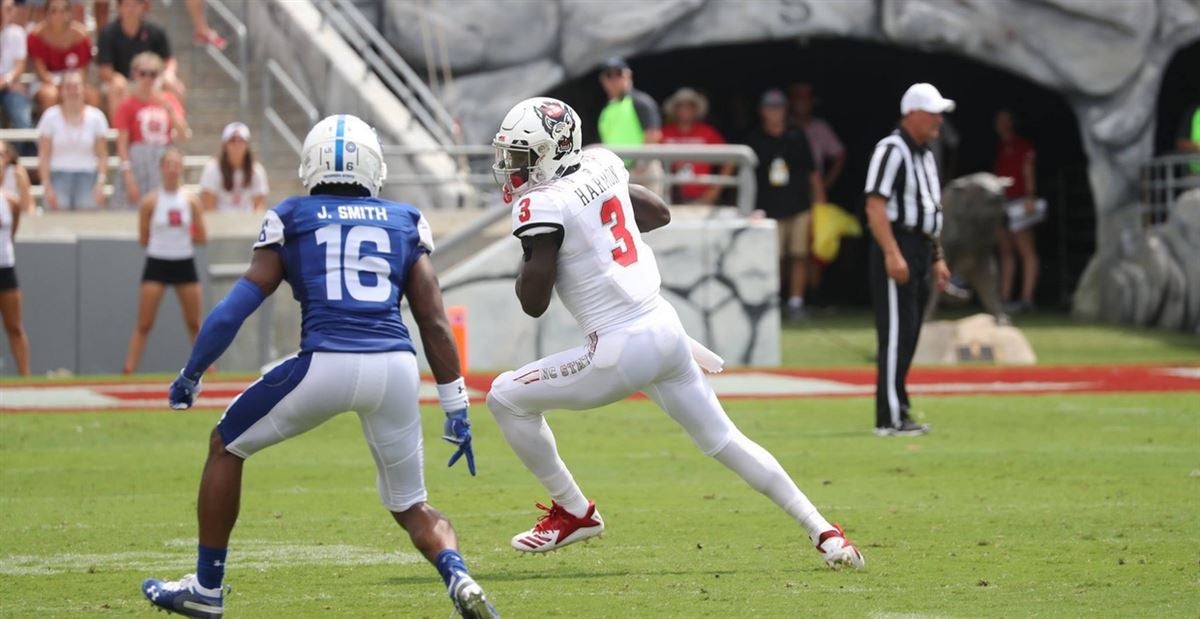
[864,83,954,436]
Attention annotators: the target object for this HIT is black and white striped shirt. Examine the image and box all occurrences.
[864,128,942,237]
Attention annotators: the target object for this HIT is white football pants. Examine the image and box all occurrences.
[219,351,427,512]
[486,302,833,540]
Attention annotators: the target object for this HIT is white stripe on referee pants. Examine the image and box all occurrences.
[886,277,901,427]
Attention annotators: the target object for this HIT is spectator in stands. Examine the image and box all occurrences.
[597,57,661,146]
[746,88,825,321]
[1,140,32,214]
[199,121,268,212]
[122,147,205,374]
[113,51,187,210]
[0,148,28,375]
[788,83,846,194]
[27,0,100,110]
[185,0,224,49]
[993,109,1042,314]
[37,70,108,210]
[660,87,733,206]
[0,0,33,134]
[597,56,662,192]
[98,0,184,119]
[28,0,105,27]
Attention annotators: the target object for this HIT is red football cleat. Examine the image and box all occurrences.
[816,523,865,569]
[510,501,604,553]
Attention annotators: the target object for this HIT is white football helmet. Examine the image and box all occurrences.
[493,97,583,203]
[299,114,388,196]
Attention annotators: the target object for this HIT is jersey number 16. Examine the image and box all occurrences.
[314,224,392,302]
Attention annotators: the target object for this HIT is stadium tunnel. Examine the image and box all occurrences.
[548,38,1095,309]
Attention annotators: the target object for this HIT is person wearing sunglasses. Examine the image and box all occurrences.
[97,0,183,119]
[112,51,189,210]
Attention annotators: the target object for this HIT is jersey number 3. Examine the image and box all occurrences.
[315,224,392,302]
[600,197,638,266]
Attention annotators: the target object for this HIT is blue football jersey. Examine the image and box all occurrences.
[254,195,434,353]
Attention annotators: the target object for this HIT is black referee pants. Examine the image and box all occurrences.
[869,228,932,429]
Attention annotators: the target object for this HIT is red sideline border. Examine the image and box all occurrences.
[1,364,1197,414]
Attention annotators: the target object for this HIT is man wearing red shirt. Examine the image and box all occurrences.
[660,88,733,205]
[993,109,1043,314]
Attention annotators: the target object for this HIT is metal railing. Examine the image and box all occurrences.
[382,143,759,211]
[261,59,320,157]
[199,0,250,121]
[1139,153,1200,226]
[0,129,208,202]
[313,0,460,146]
[384,143,759,259]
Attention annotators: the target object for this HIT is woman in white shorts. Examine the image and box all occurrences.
[37,70,108,211]
[123,148,206,374]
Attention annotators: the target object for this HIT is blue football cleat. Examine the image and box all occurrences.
[448,571,499,618]
[141,574,223,618]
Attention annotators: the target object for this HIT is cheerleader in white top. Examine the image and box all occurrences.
[0,145,30,375]
[123,148,207,374]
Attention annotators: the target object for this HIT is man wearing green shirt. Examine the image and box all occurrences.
[597,56,662,147]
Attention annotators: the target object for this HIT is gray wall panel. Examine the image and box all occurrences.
[2,241,78,375]
[76,239,209,374]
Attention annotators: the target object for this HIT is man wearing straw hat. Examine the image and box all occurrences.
[661,87,733,206]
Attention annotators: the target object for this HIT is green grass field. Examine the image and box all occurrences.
[3,312,1198,616]
[3,390,1198,617]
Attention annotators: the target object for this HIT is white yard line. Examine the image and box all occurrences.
[0,539,421,576]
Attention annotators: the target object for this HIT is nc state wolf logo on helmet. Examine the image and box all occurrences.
[534,101,576,160]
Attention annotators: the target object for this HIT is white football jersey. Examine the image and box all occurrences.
[511,147,661,334]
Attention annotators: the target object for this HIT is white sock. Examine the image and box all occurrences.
[489,400,591,518]
[193,582,221,597]
[712,432,832,544]
[788,296,804,309]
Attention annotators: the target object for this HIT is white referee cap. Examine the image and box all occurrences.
[901,83,956,115]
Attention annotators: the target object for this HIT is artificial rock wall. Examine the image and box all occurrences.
[385,0,1200,304]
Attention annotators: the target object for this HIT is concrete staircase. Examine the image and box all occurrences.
[145,0,487,255]
[151,0,308,204]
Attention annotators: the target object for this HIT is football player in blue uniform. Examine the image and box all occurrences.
[140,115,498,619]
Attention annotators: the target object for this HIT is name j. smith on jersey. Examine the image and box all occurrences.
[316,205,389,221]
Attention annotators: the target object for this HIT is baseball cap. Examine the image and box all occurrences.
[900,83,955,115]
[760,89,787,108]
[221,121,250,142]
[600,56,629,72]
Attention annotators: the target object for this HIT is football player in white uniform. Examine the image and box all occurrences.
[485,97,865,569]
